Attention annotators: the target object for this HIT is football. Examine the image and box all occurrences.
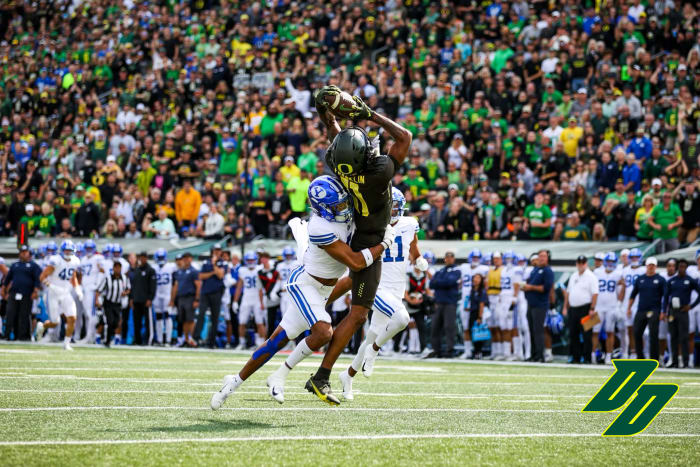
[320,90,356,119]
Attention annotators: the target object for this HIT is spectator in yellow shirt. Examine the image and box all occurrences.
[560,116,583,159]
[174,179,202,227]
[279,155,301,184]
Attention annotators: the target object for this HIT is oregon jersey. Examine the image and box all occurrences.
[334,154,398,249]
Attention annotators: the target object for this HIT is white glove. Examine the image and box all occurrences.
[168,306,177,316]
[74,285,84,301]
[415,256,429,272]
[232,302,239,314]
[381,224,396,250]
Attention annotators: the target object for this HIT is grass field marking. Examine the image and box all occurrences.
[2,406,697,414]
[1,432,700,447]
[0,374,608,386]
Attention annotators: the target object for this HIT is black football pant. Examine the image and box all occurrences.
[568,304,592,363]
[527,307,546,361]
[431,303,457,357]
[634,309,660,361]
[669,310,689,367]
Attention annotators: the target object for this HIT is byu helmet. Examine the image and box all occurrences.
[308,175,353,223]
[390,187,406,224]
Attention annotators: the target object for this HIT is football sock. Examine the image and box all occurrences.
[544,348,553,360]
[503,342,511,357]
[351,335,374,373]
[464,340,472,356]
[231,374,244,389]
[165,317,173,344]
[520,327,531,359]
[408,328,420,353]
[512,336,521,358]
[314,366,331,381]
[155,320,164,343]
[278,338,312,378]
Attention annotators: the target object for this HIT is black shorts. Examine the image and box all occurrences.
[349,260,382,308]
[177,295,196,322]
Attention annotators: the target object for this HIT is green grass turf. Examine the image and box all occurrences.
[0,344,698,466]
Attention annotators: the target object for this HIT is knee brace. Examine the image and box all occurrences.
[252,330,288,364]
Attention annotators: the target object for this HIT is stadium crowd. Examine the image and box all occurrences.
[0,0,698,252]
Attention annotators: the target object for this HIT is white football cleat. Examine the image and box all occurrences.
[63,341,73,351]
[362,348,378,378]
[234,342,246,351]
[505,354,517,361]
[211,375,236,410]
[266,374,285,404]
[459,351,471,359]
[494,354,505,361]
[339,369,354,401]
[35,322,45,340]
[605,354,612,365]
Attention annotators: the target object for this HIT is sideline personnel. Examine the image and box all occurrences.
[563,255,598,364]
[665,259,700,368]
[522,250,554,362]
[2,245,41,340]
[628,257,667,361]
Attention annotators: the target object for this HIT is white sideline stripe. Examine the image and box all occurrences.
[3,341,700,375]
[1,406,698,414]
[0,375,605,386]
[0,366,641,380]
[1,433,699,446]
[2,389,698,405]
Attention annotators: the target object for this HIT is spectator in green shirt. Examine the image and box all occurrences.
[297,145,318,174]
[524,192,552,239]
[36,202,57,236]
[287,170,311,217]
[404,166,429,201]
[136,156,157,197]
[559,212,591,241]
[19,204,40,235]
[648,192,683,253]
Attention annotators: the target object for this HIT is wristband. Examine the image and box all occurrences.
[381,240,391,250]
[361,248,374,267]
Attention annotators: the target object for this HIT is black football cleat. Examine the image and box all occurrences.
[305,374,340,406]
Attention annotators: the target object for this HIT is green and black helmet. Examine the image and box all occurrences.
[326,127,372,176]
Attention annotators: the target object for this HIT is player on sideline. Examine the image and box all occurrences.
[687,250,700,368]
[152,248,178,346]
[513,254,531,360]
[593,252,625,364]
[306,85,411,403]
[210,176,395,409]
[459,249,489,359]
[338,188,427,400]
[621,248,644,358]
[501,251,521,360]
[273,246,298,318]
[35,241,82,350]
[233,251,266,349]
[76,240,104,343]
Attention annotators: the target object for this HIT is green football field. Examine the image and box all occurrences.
[0,344,698,466]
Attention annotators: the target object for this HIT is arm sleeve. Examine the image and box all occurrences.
[543,268,554,294]
[690,280,700,309]
[629,277,639,302]
[309,231,339,246]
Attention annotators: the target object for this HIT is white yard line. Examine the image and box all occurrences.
[0,432,699,446]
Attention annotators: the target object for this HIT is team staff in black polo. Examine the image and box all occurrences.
[197,244,227,348]
[628,257,667,361]
[2,245,41,340]
[664,259,700,368]
[171,251,200,348]
[129,252,156,346]
[522,250,554,363]
[97,260,130,348]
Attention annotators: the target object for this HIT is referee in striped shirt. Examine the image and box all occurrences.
[96,261,130,347]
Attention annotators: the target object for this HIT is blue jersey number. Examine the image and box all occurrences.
[244,276,256,288]
[599,279,616,293]
[502,277,512,290]
[156,273,170,286]
[463,274,471,289]
[58,268,75,280]
[383,236,404,263]
[81,264,92,276]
